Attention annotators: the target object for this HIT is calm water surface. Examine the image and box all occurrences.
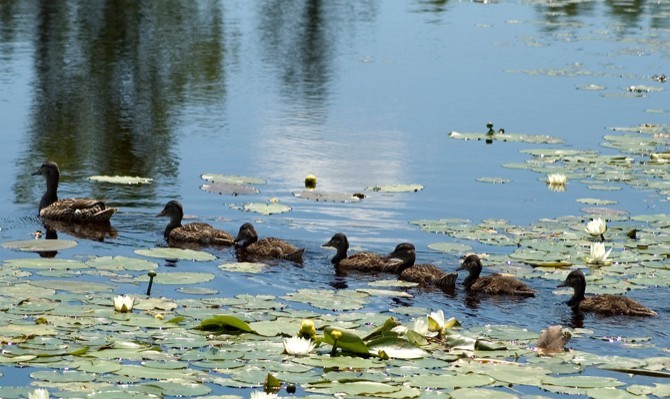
[1,0,669,396]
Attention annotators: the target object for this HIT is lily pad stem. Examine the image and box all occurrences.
[146,271,157,296]
[330,338,338,357]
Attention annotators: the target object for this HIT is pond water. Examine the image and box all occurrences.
[1,0,669,398]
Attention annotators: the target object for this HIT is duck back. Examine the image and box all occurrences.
[40,198,117,223]
[168,222,234,246]
[579,295,657,317]
[399,263,457,290]
[470,273,535,297]
[238,237,304,263]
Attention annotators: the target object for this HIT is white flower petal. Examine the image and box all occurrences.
[29,389,50,399]
[283,336,315,356]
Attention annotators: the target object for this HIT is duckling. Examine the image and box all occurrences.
[33,161,117,222]
[235,222,304,263]
[399,263,458,291]
[535,325,571,353]
[456,254,535,297]
[322,233,414,273]
[156,200,234,247]
[558,269,656,317]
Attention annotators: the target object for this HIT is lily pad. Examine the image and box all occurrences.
[135,272,215,285]
[195,315,256,334]
[88,175,153,184]
[31,279,116,293]
[365,184,424,193]
[242,203,292,215]
[134,248,216,262]
[87,256,158,271]
[201,182,260,196]
[218,262,267,274]
[476,177,512,184]
[4,258,88,270]
[2,239,77,252]
[427,242,473,253]
[293,190,362,203]
[366,337,427,359]
[322,326,369,355]
[201,173,266,185]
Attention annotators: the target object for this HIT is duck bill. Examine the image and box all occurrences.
[156,209,167,217]
[322,239,335,248]
[557,281,567,288]
[32,168,42,176]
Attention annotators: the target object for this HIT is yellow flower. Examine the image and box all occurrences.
[283,336,315,356]
[113,295,134,313]
[29,388,49,399]
[298,319,316,339]
[586,242,612,265]
[304,174,317,189]
[330,330,342,340]
[585,218,607,239]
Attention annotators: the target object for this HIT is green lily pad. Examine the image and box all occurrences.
[322,326,369,355]
[365,184,424,193]
[306,381,400,396]
[242,203,292,215]
[218,262,267,274]
[177,287,219,295]
[134,248,216,261]
[576,198,618,205]
[201,173,266,185]
[282,289,369,311]
[87,256,158,271]
[450,388,519,399]
[541,375,625,388]
[427,242,473,253]
[88,175,153,184]
[409,373,494,389]
[2,239,78,252]
[4,258,88,270]
[449,131,564,144]
[195,315,256,334]
[135,272,215,285]
[476,177,512,184]
[201,182,260,196]
[293,190,362,203]
[366,337,427,359]
[31,279,116,293]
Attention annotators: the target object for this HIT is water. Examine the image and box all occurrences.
[1,0,669,396]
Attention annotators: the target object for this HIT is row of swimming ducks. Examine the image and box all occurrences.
[33,161,657,318]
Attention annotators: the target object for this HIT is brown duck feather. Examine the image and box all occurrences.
[157,200,234,247]
[33,161,117,223]
[457,254,535,297]
[399,263,458,290]
[558,269,656,317]
[235,223,304,263]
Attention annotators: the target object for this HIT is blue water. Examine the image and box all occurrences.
[1,0,669,397]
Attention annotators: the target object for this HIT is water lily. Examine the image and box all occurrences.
[585,218,606,241]
[250,392,279,399]
[427,309,445,332]
[283,336,315,356]
[29,388,49,399]
[412,317,429,336]
[546,173,567,185]
[113,295,134,313]
[586,242,612,265]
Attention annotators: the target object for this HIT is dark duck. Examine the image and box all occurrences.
[456,254,535,297]
[157,200,234,247]
[322,233,414,274]
[235,222,304,263]
[558,269,656,317]
[33,161,117,223]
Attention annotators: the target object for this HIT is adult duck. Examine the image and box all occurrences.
[456,254,535,297]
[157,200,234,247]
[322,233,414,273]
[33,161,117,223]
[235,223,304,263]
[558,269,656,317]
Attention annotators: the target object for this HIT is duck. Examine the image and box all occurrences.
[322,233,414,273]
[33,161,117,222]
[535,325,571,353]
[156,200,234,247]
[558,269,656,317]
[399,262,458,291]
[456,254,535,297]
[235,222,304,263]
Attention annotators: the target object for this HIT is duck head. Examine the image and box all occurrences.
[156,200,184,237]
[386,242,416,272]
[33,161,60,211]
[235,223,259,248]
[456,254,483,287]
[323,233,349,264]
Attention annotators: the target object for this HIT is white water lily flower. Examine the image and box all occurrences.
[113,295,134,313]
[412,317,429,336]
[427,309,445,332]
[250,392,279,399]
[546,173,567,185]
[283,336,315,356]
[587,242,612,265]
[585,218,606,239]
[547,182,566,192]
[29,388,49,399]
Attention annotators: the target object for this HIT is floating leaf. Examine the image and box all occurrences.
[242,203,292,215]
[134,247,216,261]
[201,182,259,196]
[293,190,362,203]
[306,381,400,396]
[282,289,369,311]
[449,388,519,399]
[409,373,494,389]
[218,262,267,274]
[427,242,473,253]
[365,184,424,193]
[87,256,158,271]
[135,272,215,285]
[476,177,511,184]
[449,131,564,144]
[4,258,88,270]
[201,173,266,185]
[1,239,77,252]
[542,375,625,388]
[195,315,256,334]
[576,198,618,206]
[322,326,369,355]
[366,337,427,359]
[31,279,116,293]
[88,175,153,184]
